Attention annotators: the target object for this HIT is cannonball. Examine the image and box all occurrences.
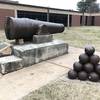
[68,70,77,79]
[84,63,94,73]
[79,53,89,64]
[85,45,95,56]
[78,71,88,81]
[90,55,100,65]
[95,64,100,74]
[73,62,83,72]
[89,72,99,82]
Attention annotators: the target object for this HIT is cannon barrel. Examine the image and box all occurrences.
[5,17,64,40]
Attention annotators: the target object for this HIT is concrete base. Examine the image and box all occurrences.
[13,40,68,67]
[0,55,23,74]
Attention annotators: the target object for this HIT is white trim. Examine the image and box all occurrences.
[0,3,47,13]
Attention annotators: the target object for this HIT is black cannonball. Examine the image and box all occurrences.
[89,72,99,82]
[90,55,100,65]
[95,64,100,74]
[84,63,94,73]
[73,62,83,72]
[68,70,77,79]
[79,53,89,64]
[78,71,88,81]
[85,45,95,56]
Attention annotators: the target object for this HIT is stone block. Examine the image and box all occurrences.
[0,55,23,74]
[0,42,12,57]
[12,46,36,67]
[33,35,53,44]
[13,40,68,67]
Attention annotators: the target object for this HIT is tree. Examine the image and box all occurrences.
[86,0,97,3]
[0,0,19,4]
[87,2,100,13]
[77,0,100,25]
[77,0,88,13]
[77,0,100,13]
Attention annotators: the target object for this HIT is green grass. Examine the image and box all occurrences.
[54,26,100,51]
[22,78,100,100]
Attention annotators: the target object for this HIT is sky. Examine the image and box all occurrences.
[12,0,100,10]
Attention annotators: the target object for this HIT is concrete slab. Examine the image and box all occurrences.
[0,61,67,100]
[0,55,23,74]
[47,46,83,69]
[47,46,100,69]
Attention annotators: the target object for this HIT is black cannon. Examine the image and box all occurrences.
[5,17,64,41]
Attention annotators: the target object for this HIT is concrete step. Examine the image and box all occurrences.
[0,55,23,74]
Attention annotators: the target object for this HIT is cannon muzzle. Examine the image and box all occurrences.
[5,17,64,41]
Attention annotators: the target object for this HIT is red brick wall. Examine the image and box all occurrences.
[0,9,15,29]
[94,16,100,26]
[86,16,91,26]
[71,15,80,26]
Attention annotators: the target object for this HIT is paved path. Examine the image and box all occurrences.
[0,46,99,100]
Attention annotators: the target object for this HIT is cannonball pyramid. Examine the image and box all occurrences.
[68,45,100,82]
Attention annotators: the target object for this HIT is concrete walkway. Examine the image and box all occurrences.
[0,46,99,100]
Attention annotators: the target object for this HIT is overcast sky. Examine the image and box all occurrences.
[13,0,100,10]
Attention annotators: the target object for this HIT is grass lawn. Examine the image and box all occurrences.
[22,78,100,100]
[54,26,100,51]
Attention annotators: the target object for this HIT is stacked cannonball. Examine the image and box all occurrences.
[68,45,100,82]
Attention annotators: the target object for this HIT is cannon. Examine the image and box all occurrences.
[5,17,64,42]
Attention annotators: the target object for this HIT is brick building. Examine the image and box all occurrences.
[0,0,100,29]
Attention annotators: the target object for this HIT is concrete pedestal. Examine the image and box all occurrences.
[0,39,68,74]
[33,35,53,44]
[13,40,68,67]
